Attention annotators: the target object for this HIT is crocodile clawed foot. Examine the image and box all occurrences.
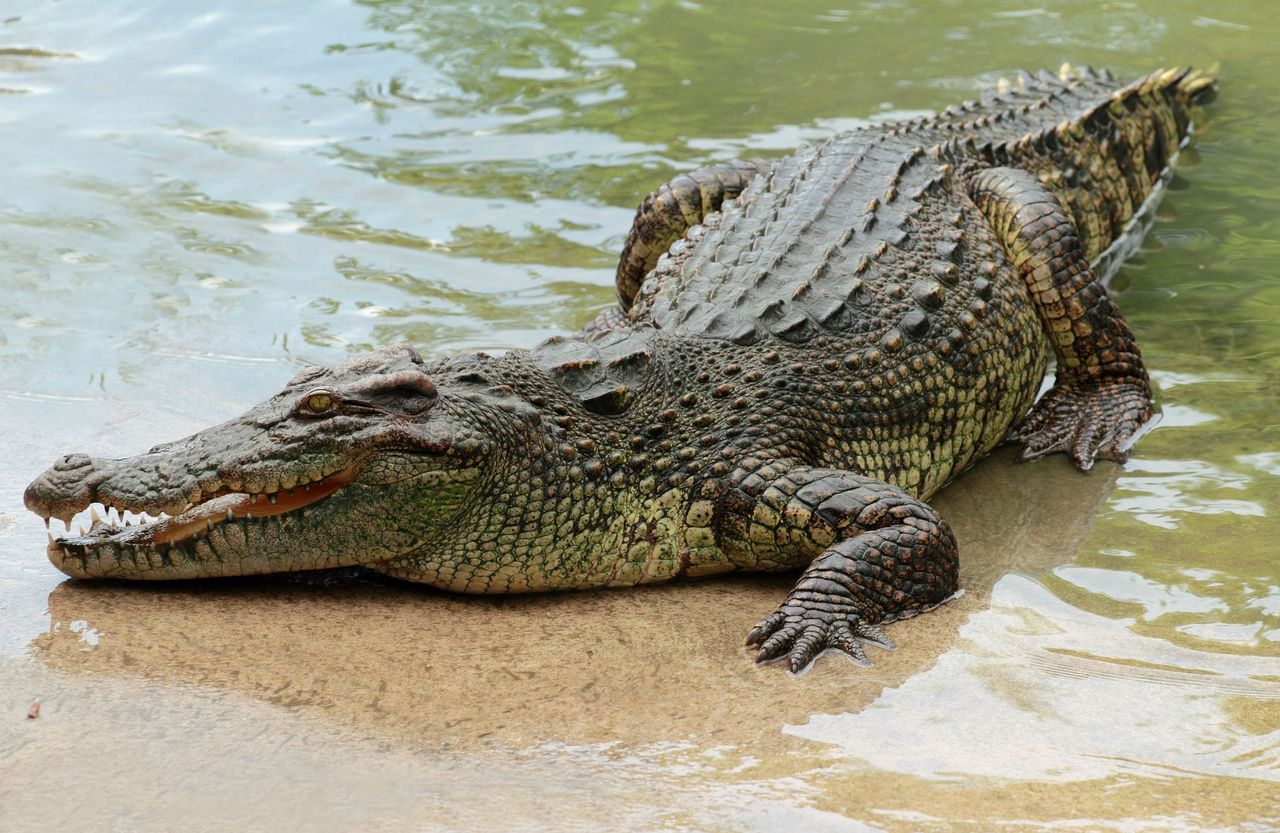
[1012,378,1152,471]
[745,604,894,675]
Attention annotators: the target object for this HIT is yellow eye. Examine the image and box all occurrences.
[306,392,334,413]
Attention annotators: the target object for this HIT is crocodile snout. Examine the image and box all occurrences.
[24,454,113,523]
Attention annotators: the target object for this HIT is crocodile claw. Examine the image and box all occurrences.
[1013,378,1152,471]
[745,605,894,674]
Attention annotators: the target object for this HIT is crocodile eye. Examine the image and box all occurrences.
[299,390,338,416]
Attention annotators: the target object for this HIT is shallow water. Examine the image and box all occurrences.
[1,1,1278,830]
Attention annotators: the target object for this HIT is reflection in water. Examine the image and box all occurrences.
[789,576,1280,782]
[2,0,1280,830]
[1114,458,1266,529]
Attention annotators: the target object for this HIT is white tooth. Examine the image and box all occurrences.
[206,519,214,532]
[47,532,55,544]
[268,494,277,505]
[226,509,234,522]
[245,512,253,521]
[92,507,105,525]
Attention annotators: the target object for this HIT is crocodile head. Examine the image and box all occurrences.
[25,345,500,579]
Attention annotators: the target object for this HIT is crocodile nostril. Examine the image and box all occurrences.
[55,453,93,472]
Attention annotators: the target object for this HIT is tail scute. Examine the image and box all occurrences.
[1138,65,1218,105]
[1176,67,1218,105]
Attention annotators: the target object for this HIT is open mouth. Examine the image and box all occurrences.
[42,462,363,558]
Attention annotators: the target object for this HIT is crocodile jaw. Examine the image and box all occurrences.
[37,462,365,579]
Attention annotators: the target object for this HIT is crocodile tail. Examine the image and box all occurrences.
[1056,63,1217,104]
[987,66,1217,261]
[893,65,1126,149]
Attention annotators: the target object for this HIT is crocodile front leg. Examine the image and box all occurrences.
[583,161,762,340]
[967,166,1154,470]
[717,460,959,674]
[582,160,765,340]
[615,160,765,310]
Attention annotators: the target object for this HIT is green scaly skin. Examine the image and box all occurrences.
[24,66,1216,673]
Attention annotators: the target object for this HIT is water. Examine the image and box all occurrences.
[1,1,1277,830]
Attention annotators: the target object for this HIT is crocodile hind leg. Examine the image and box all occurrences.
[967,166,1154,470]
[717,460,959,673]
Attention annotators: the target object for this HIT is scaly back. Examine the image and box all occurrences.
[629,66,1214,348]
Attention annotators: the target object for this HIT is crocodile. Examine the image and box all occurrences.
[25,65,1216,673]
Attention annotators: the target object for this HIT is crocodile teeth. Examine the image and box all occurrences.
[44,464,360,551]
